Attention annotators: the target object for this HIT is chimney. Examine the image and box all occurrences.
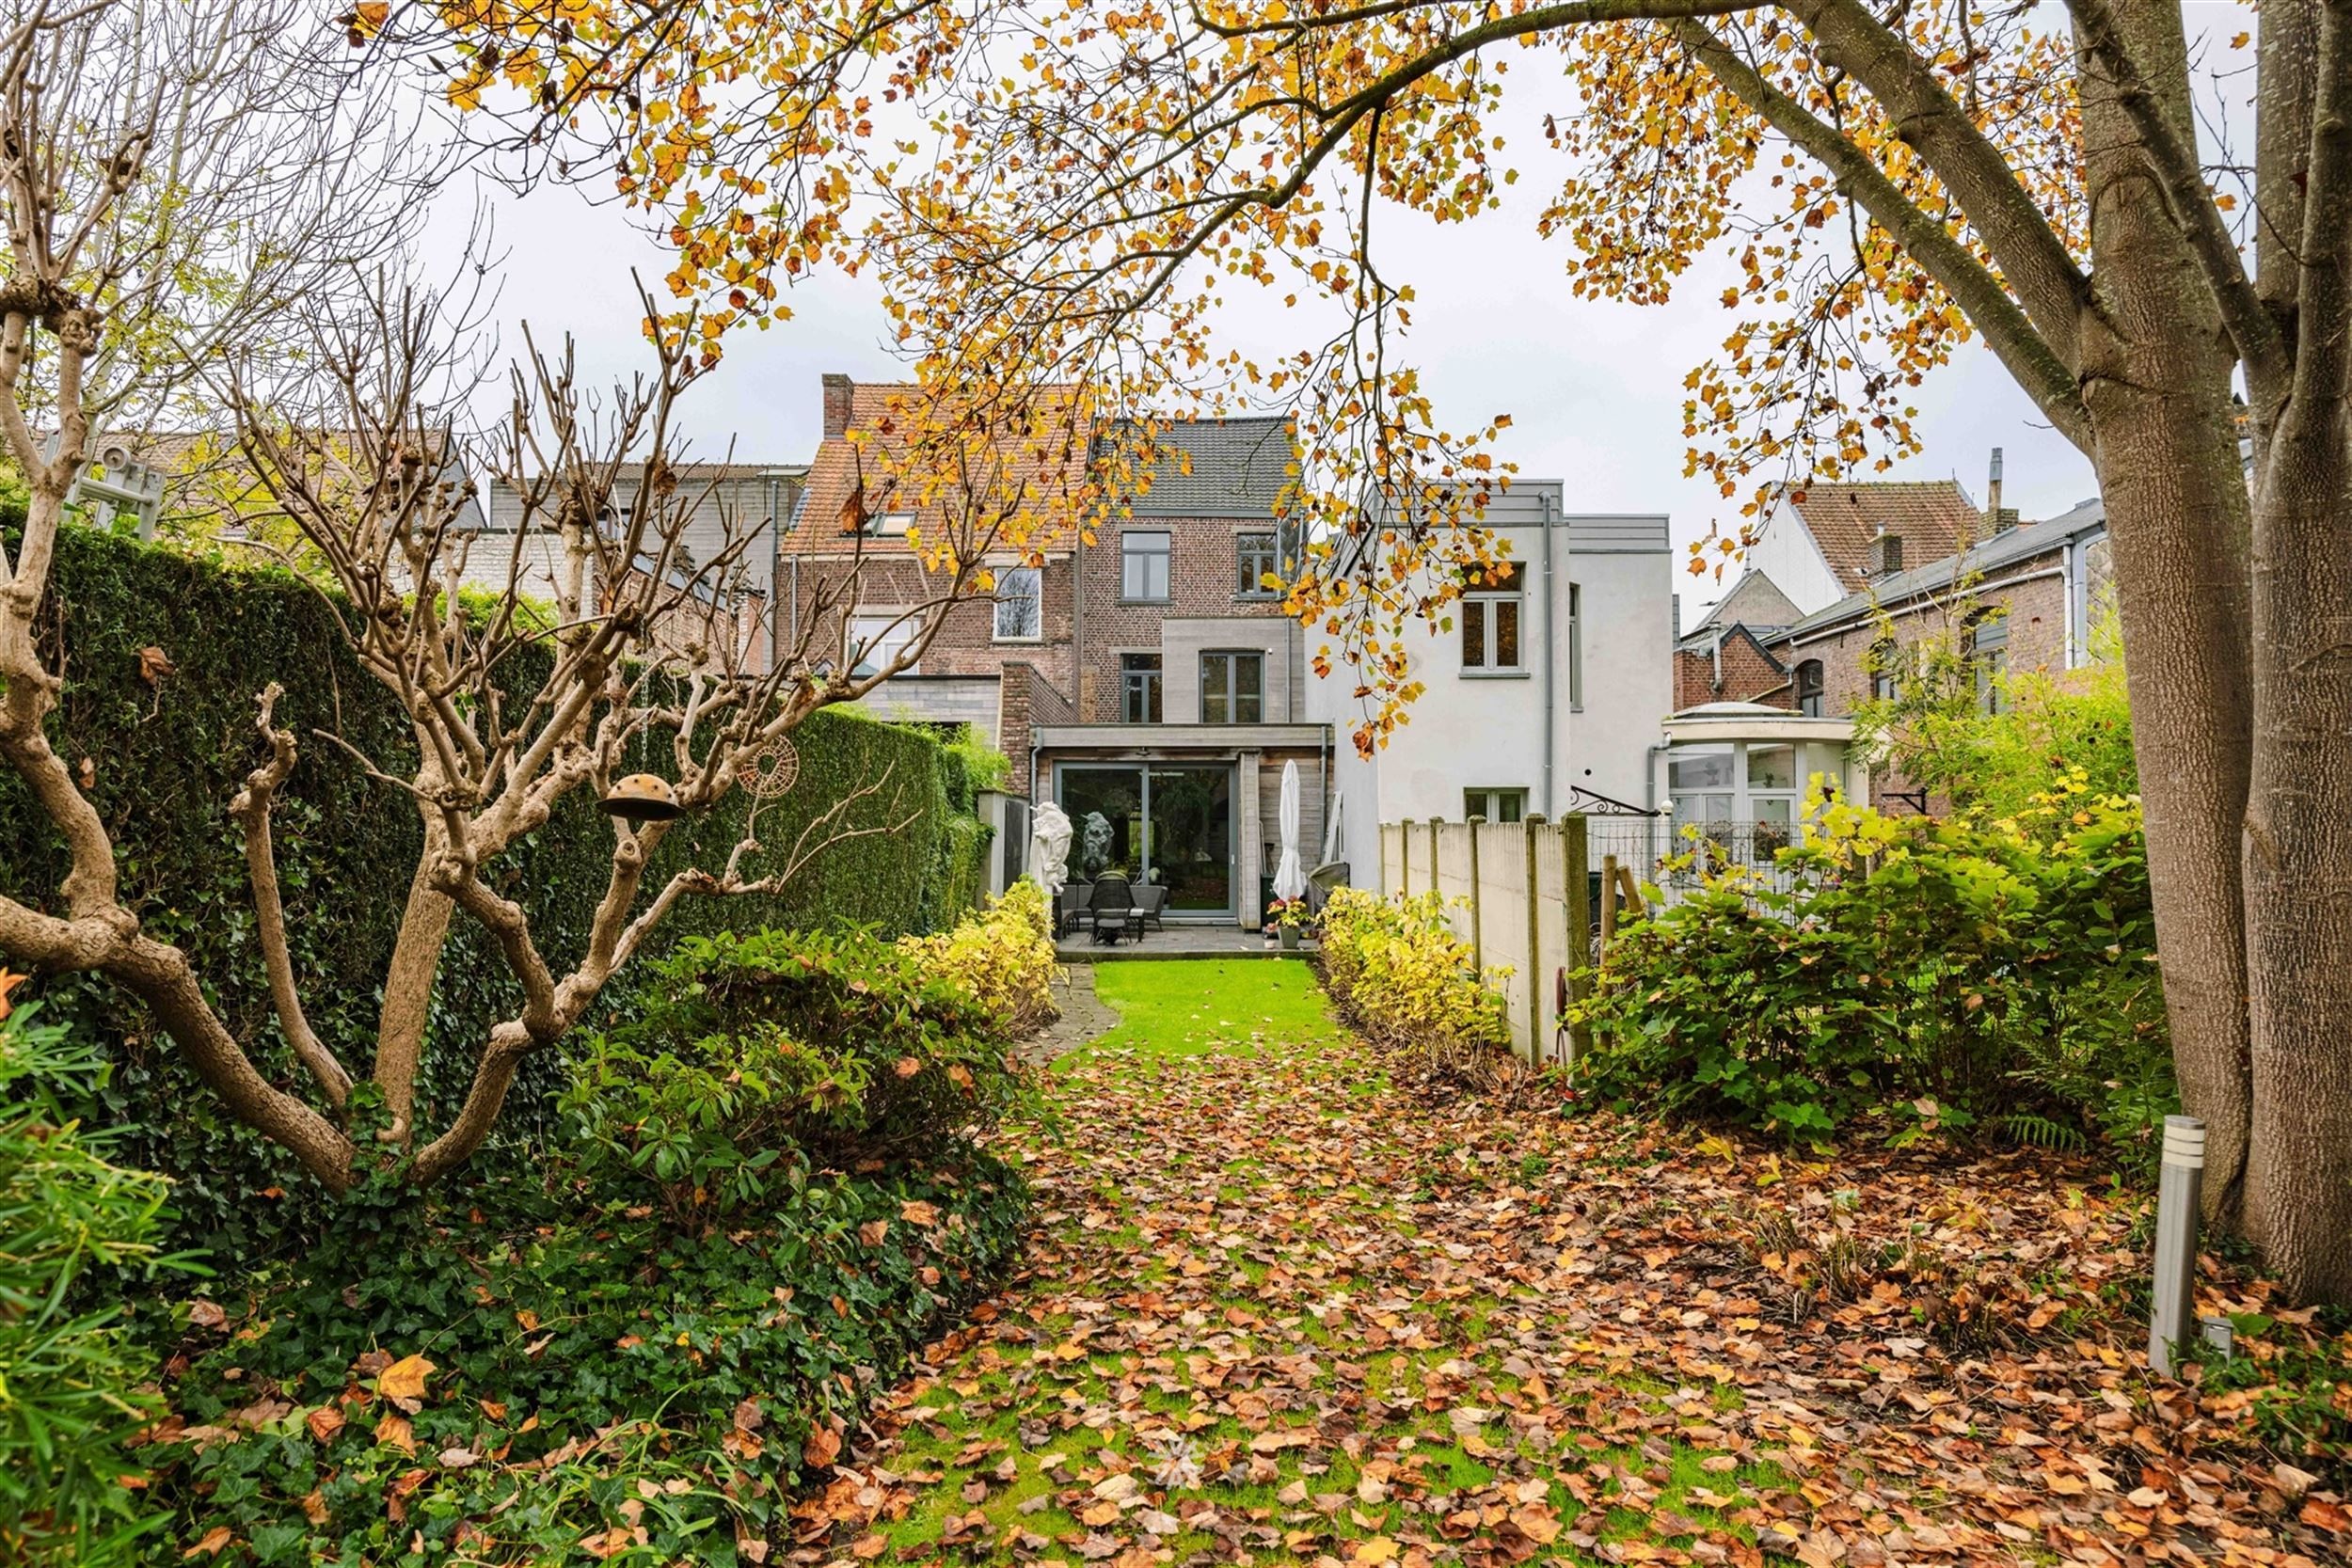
[1867,528,1903,577]
[822,373,854,439]
[1984,446,2004,535]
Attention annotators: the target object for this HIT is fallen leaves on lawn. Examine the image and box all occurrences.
[786,1009,2337,1568]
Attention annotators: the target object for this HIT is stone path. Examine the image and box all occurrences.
[1021,963,1120,1064]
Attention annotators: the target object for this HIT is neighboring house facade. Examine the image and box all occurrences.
[1771,494,2111,811]
[798,382,1324,927]
[1312,487,1677,879]
[784,373,1084,769]
[474,460,808,673]
[1662,453,2110,825]
[1030,417,1326,929]
[1673,468,1990,711]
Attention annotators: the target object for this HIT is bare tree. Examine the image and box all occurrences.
[0,1,1096,1193]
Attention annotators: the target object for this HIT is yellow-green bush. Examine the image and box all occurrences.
[1316,888,1511,1063]
[898,879,1061,1038]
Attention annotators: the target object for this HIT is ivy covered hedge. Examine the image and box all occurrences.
[0,521,988,1260]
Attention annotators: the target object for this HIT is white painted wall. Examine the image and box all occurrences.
[1307,483,1676,880]
[1743,498,1848,616]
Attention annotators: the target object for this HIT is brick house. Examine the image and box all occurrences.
[1769,493,2110,811]
[789,380,1327,927]
[1658,454,2110,826]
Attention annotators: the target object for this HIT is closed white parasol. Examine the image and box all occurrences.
[1273,760,1308,902]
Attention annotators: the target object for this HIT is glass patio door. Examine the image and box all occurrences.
[1146,766,1232,913]
[1056,764,1233,917]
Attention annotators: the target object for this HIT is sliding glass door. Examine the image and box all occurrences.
[1056,763,1233,917]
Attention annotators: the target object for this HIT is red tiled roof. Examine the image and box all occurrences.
[1789,481,1978,593]
[787,380,1091,554]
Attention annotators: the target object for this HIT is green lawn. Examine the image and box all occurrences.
[1075,958,1345,1061]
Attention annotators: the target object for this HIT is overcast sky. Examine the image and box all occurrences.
[417,9,2248,614]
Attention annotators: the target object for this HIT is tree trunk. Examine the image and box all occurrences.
[373,841,455,1144]
[2242,430,2352,1301]
[2239,6,2352,1300]
[2074,1,2258,1225]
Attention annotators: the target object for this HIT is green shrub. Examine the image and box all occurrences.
[938,724,1012,809]
[897,879,1060,1039]
[1317,888,1511,1066]
[0,1002,192,1564]
[0,522,975,1265]
[563,925,1030,1229]
[1574,782,2166,1153]
[1854,606,2137,818]
[144,1148,1026,1567]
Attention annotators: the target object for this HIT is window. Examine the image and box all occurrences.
[1120,653,1163,723]
[1236,531,1279,597]
[1970,611,2009,714]
[1463,788,1527,824]
[868,511,914,537]
[1794,658,1824,717]
[1669,745,1736,831]
[1121,530,1170,600]
[1567,582,1583,707]
[1868,637,1901,702]
[850,613,917,678]
[992,564,1042,641]
[1462,562,1524,671]
[1200,650,1263,723]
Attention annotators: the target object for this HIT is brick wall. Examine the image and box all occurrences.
[1673,631,1791,710]
[1074,516,1287,721]
[1780,540,2070,810]
[778,551,1078,704]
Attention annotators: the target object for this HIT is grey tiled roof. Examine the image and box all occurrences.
[1111,417,1295,518]
[1783,497,2107,639]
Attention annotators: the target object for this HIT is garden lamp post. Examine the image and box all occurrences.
[2148,1115,2203,1376]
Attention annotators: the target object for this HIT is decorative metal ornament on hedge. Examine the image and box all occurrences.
[739,736,800,799]
[600,772,684,822]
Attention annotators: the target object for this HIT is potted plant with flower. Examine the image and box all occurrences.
[1263,897,1309,950]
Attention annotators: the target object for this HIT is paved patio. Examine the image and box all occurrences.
[1054,924,1315,961]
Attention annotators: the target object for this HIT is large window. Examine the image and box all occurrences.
[1236,531,1279,597]
[1794,658,1825,717]
[1464,788,1527,824]
[1200,650,1263,723]
[1669,740,1838,838]
[1669,745,1736,829]
[1970,611,2009,714]
[1462,562,1524,671]
[1120,653,1163,722]
[1121,530,1170,600]
[992,564,1042,641]
[850,613,917,678]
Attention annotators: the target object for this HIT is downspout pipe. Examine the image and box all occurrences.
[1542,489,1558,819]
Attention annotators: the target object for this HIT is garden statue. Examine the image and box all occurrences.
[1081,810,1113,877]
[1026,800,1073,897]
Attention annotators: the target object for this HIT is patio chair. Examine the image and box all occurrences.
[1089,874,1144,944]
[1057,880,1093,937]
[1132,882,1168,931]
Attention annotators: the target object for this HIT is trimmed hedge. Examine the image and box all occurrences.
[0,522,984,1259]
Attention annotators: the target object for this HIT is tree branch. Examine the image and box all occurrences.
[1673,19,2095,452]
[2066,0,2291,408]
[227,681,352,1107]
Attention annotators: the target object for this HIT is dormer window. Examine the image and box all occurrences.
[868,511,914,537]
